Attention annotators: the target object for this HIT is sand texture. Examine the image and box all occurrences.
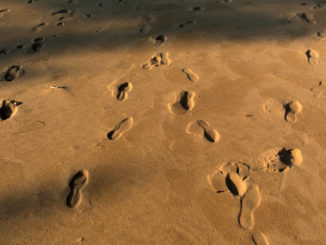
[1,0,326,244]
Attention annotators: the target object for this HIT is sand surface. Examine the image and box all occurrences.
[0,0,326,244]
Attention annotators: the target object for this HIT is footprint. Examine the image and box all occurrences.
[152,35,167,45]
[239,184,261,230]
[142,53,170,70]
[306,49,319,64]
[179,20,194,28]
[284,100,302,123]
[209,162,259,230]
[0,99,22,120]
[187,120,220,143]
[182,68,199,82]
[311,81,326,97]
[252,232,269,245]
[32,37,45,52]
[0,49,8,55]
[66,169,89,208]
[192,6,201,12]
[263,147,302,173]
[51,9,70,16]
[31,22,47,31]
[115,82,132,101]
[4,66,24,81]
[298,13,316,24]
[209,162,250,196]
[107,117,134,141]
[313,3,325,9]
[198,120,220,143]
[13,120,46,135]
[169,91,195,115]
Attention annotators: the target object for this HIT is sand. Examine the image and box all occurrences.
[0,0,326,244]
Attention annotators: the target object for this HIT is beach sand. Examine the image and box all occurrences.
[0,0,326,244]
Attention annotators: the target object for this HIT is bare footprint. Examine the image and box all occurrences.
[0,99,22,120]
[208,162,250,196]
[66,169,89,208]
[187,120,220,143]
[306,49,319,64]
[142,53,170,70]
[169,91,195,115]
[115,82,132,101]
[239,184,261,230]
[263,147,302,173]
[4,66,24,82]
[284,100,302,123]
[252,232,269,245]
[311,81,326,97]
[182,68,199,82]
[107,117,134,141]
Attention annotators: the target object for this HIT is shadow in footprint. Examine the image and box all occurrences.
[0,99,22,120]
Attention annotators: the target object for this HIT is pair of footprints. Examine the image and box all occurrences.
[111,69,198,103]
[105,116,219,143]
[208,147,302,230]
[264,99,303,123]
